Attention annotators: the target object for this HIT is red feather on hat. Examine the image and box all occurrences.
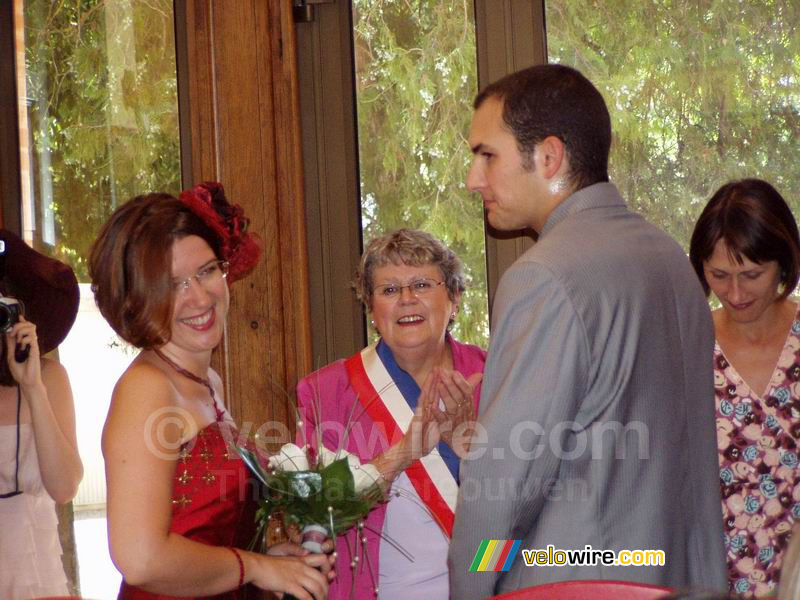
[178,182,262,283]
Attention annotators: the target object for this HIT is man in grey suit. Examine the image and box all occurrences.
[448,64,726,598]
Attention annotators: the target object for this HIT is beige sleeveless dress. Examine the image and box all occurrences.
[0,422,69,599]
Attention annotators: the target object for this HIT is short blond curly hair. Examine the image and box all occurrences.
[353,228,466,311]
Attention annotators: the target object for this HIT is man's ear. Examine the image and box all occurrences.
[536,135,567,179]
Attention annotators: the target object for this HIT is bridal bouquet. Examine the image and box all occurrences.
[237,442,386,551]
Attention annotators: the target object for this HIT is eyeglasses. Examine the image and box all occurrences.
[172,260,229,294]
[373,278,445,300]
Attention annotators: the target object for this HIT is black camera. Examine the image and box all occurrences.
[0,296,23,333]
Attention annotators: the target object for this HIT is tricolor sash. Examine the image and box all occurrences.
[345,340,459,536]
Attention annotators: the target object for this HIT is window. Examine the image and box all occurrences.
[545,0,800,248]
[352,0,489,346]
[297,1,546,361]
[14,1,180,596]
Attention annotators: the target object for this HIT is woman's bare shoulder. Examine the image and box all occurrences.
[103,358,185,455]
[106,359,178,427]
[40,356,70,386]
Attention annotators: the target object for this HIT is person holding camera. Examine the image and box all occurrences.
[0,229,83,599]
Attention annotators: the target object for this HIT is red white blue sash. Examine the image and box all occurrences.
[345,342,458,536]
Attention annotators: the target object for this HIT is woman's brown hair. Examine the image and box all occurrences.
[689,178,800,299]
[88,193,221,348]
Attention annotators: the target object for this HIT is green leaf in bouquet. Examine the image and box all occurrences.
[247,499,272,552]
[327,497,375,535]
[319,457,356,499]
[236,447,270,487]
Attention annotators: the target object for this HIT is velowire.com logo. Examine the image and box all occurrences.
[469,540,522,572]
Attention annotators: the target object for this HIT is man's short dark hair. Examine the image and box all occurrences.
[474,64,611,191]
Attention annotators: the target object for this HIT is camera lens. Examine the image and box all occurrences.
[0,304,11,332]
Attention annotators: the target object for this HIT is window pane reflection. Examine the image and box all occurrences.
[352,0,489,346]
[545,0,800,251]
[17,0,180,280]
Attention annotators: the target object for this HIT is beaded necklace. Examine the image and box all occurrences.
[154,349,221,418]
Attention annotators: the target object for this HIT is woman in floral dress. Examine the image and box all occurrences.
[690,179,800,598]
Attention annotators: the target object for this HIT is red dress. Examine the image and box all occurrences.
[118,407,256,600]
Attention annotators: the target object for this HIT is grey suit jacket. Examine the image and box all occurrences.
[449,183,726,598]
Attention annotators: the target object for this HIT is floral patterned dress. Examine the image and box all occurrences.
[715,305,800,598]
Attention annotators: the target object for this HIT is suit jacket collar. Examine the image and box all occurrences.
[540,182,626,238]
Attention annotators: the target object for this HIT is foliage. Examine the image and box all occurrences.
[354,0,800,352]
[21,0,800,318]
[352,0,489,347]
[238,447,385,547]
[546,0,800,249]
[22,0,180,280]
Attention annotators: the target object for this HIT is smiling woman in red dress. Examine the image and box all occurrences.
[89,183,332,600]
[690,179,800,598]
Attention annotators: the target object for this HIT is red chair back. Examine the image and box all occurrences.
[490,580,673,599]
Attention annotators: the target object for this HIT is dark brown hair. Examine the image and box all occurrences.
[689,178,800,299]
[474,64,611,191]
[88,193,222,348]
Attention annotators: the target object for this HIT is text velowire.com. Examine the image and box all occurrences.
[521,545,665,567]
[470,542,666,572]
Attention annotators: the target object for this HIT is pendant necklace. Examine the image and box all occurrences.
[154,349,219,416]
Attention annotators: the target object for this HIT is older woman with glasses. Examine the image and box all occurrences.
[296,228,486,600]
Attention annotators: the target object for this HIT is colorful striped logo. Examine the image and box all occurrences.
[469,540,522,571]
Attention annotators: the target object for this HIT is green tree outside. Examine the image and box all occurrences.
[353,0,489,347]
[21,0,799,322]
[546,0,800,248]
[354,0,800,350]
[22,0,180,281]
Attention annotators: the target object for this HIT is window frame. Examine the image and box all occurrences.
[295,0,548,364]
[0,1,22,232]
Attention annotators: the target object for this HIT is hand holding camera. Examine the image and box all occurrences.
[3,313,41,390]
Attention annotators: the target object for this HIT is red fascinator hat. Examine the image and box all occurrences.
[0,229,80,355]
[178,182,262,282]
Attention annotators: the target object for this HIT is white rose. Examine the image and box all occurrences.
[317,446,343,467]
[317,447,380,493]
[318,446,362,470]
[352,463,381,494]
[268,443,309,472]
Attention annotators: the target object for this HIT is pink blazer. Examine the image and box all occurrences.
[296,337,486,600]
